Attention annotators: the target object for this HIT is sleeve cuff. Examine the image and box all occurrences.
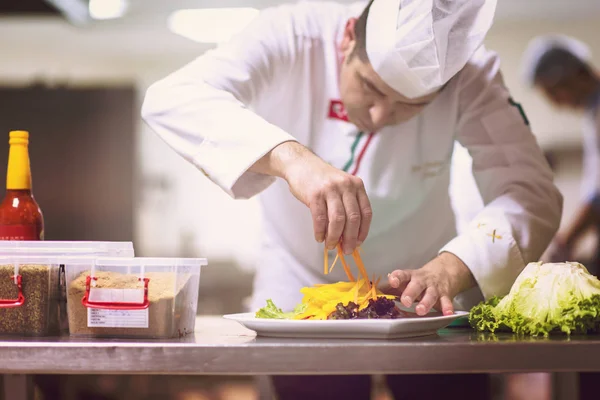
[439,222,526,300]
[192,124,297,199]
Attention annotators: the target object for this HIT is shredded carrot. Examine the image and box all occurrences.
[374,276,381,287]
[337,244,356,282]
[370,274,377,300]
[329,253,339,274]
[352,249,370,287]
[321,242,381,295]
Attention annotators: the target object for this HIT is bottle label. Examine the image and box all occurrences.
[0,225,40,240]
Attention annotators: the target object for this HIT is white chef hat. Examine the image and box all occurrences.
[366,0,497,99]
[520,35,591,86]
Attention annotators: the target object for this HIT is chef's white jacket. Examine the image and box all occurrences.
[141,1,563,312]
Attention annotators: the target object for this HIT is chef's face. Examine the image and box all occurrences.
[338,18,438,132]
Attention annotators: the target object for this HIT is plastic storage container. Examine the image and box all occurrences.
[0,241,134,336]
[0,255,60,336]
[66,257,206,339]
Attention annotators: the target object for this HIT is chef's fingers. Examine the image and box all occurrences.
[388,270,411,291]
[438,295,454,316]
[399,276,426,308]
[379,274,409,296]
[325,195,345,250]
[341,191,361,254]
[415,286,438,316]
[356,182,372,246]
[310,195,328,243]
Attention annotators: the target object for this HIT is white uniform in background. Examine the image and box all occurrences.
[142,1,562,312]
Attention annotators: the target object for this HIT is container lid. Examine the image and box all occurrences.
[0,241,134,256]
[60,256,98,265]
[62,241,134,253]
[0,248,104,257]
[0,254,66,265]
[0,241,133,249]
[96,257,208,267]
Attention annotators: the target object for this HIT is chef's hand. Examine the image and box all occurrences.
[546,234,573,263]
[386,252,477,316]
[250,141,373,254]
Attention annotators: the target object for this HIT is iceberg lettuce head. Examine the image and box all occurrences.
[469,261,600,336]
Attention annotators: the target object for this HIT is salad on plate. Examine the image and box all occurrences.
[255,244,425,321]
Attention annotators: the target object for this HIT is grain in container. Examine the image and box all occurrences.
[0,255,61,336]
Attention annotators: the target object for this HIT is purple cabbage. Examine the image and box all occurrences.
[327,297,415,320]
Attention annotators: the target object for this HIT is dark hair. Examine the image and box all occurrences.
[534,48,592,86]
[351,0,374,62]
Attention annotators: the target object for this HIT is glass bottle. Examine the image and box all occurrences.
[0,130,44,240]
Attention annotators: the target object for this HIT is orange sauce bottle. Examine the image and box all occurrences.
[0,131,44,240]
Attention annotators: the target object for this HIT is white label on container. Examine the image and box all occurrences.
[87,308,149,328]
[89,288,144,303]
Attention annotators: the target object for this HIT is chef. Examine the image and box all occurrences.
[142,1,562,399]
[521,35,600,272]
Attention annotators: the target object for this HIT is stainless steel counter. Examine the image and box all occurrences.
[0,316,599,375]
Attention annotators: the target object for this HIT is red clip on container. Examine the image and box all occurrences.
[82,275,150,310]
[0,273,24,308]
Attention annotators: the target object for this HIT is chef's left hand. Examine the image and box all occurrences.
[386,252,477,316]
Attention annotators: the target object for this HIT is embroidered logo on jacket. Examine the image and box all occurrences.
[487,229,503,243]
[328,100,349,122]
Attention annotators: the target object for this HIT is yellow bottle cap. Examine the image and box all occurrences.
[9,130,29,145]
[9,131,29,139]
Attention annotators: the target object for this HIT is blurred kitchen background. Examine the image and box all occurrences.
[0,0,599,399]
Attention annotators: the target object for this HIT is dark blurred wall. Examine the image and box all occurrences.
[0,84,136,241]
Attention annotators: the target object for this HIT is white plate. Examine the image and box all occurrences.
[223,311,469,340]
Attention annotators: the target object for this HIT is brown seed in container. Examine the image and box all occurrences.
[67,270,195,338]
[0,264,54,336]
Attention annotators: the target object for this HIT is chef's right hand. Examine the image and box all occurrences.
[546,235,573,263]
[250,141,373,254]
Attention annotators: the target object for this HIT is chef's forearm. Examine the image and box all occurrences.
[249,140,315,180]
[562,201,596,246]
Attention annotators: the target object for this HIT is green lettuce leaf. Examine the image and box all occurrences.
[469,262,600,337]
[255,299,307,319]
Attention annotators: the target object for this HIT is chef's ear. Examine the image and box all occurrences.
[340,18,358,55]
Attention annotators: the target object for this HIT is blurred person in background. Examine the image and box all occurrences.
[143,1,562,399]
[522,34,600,400]
[522,35,600,272]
